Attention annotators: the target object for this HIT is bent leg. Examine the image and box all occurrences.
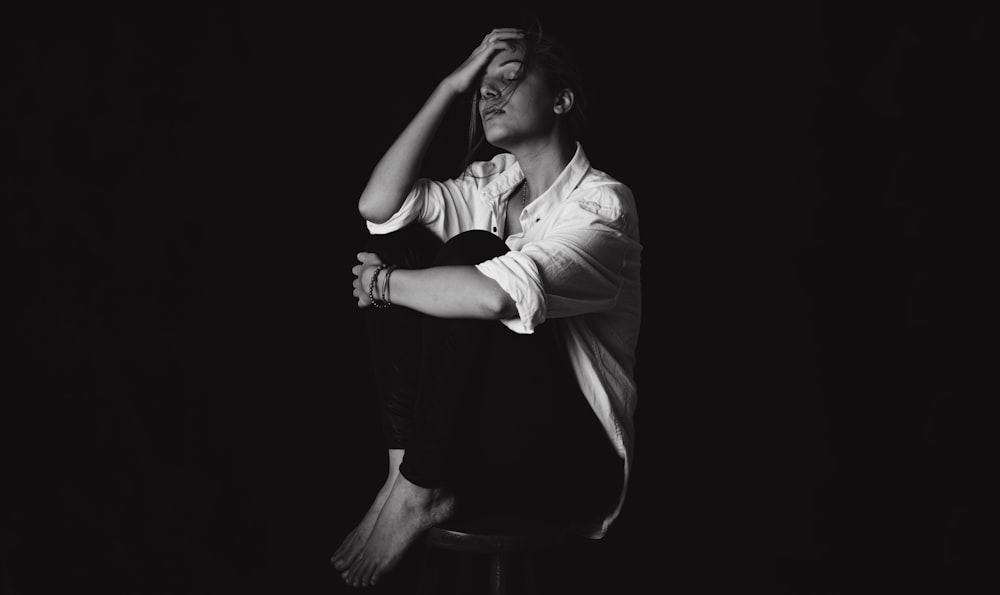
[396,230,514,489]
[342,229,623,586]
[363,224,443,449]
[397,230,622,525]
[340,229,499,586]
[332,224,442,572]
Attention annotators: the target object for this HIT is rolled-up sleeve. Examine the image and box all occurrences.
[525,218,632,320]
[366,178,482,240]
[366,178,448,236]
[553,189,636,313]
[475,251,546,334]
[479,184,639,333]
[366,154,517,238]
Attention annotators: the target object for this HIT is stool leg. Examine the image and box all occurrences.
[489,553,509,595]
[524,556,537,595]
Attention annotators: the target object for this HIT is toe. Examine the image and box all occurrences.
[369,565,382,587]
[333,533,357,561]
[359,559,377,587]
[339,546,363,571]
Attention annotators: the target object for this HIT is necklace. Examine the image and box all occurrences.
[521,180,529,209]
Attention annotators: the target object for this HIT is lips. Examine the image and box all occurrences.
[482,107,504,121]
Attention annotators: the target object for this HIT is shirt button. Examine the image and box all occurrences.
[492,226,497,232]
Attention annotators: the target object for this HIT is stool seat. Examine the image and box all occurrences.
[423,514,568,554]
[419,514,569,595]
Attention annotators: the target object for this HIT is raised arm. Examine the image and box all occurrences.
[357,29,524,223]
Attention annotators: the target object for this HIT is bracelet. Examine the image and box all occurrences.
[382,265,396,307]
[368,263,389,308]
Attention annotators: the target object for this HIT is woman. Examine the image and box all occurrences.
[333,23,642,588]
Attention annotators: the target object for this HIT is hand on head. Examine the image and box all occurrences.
[444,28,525,95]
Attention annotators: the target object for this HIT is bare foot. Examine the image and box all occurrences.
[340,473,456,587]
[330,450,403,572]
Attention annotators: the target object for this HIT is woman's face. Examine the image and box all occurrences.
[478,45,557,149]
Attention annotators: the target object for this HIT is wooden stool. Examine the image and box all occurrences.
[419,514,568,595]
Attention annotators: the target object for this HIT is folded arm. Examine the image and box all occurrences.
[352,252,517,320]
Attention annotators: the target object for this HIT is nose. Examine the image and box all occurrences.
[480,78,501,100]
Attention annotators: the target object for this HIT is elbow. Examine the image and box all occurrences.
[358,204,388,225]
[358,196,390,224]
[484,292,518,320]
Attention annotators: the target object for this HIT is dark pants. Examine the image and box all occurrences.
[363,224,622,525]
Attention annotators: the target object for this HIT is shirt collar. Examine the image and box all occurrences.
[534,141,589,207]
[482,142,590,209]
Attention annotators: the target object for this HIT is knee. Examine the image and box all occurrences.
[434,230,509,266]
[364,223,443,269]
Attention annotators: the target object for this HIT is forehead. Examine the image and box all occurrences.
[487,45,527,70]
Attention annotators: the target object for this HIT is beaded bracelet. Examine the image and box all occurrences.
[368,263,389,308]
[381,265,396,307]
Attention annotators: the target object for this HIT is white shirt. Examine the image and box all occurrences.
[367,143,642,538]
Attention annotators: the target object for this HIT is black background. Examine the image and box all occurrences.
[4,3,989,594]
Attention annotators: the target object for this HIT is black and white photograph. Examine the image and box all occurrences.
[4,3,988,593]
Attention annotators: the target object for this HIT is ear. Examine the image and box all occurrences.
[553,88,574,114]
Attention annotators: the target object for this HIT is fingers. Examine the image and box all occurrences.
[352,270,366,308]
[447,28,526,95]
[481,28,525,46]
[356,251,383,266]
[479,28,524,52]
[353,254,385,308]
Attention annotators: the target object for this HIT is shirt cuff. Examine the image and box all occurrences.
[475,252,546,334]
[365,186,423,235]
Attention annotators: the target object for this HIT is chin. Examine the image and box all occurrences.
[483,130,513,151]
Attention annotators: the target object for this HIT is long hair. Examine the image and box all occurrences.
[462,18,588,167]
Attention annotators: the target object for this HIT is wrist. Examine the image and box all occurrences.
[436,78,465,100]
[368,264,395,309]
[368,264,388,308]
